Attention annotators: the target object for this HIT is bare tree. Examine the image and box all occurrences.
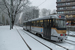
[47,9,51,15]
[0,0,30,29]
[41,8,51,17]
[41,8,47,17]
[52,9,57,14]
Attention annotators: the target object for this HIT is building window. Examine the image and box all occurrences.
[73,6,75,9]
[57,0,61,2]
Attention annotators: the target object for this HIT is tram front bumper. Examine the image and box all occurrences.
[58,36,67,42]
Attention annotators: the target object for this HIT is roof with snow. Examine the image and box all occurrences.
[24,14,66,22]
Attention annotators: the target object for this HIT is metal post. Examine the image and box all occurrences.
[68,27,69,36]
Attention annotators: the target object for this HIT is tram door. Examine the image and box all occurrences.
[43,19,51,39]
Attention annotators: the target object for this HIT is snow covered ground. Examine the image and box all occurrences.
[0,26,29,50]
[69,31,75,35]
[0,26,75,50]
[66,31,75,35]
[16,26,75,50]
[16,26,65,50]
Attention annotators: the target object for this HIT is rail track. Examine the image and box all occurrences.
[65,39,75,45]
[22,29,69,50]
[15,26,75,50]
[15,27,32,50]
[64,41,75,46]
[22,30,52,50]
[69,35,75,37]
[66,39,75,43]
[16,27,53,50]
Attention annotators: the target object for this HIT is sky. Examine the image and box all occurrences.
[30,0,57,11]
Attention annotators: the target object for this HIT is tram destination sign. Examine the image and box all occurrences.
[59,15,65,18]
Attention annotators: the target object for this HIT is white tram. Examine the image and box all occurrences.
[23,15,67,42]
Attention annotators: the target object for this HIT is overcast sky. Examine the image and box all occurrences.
[30,0,57,11]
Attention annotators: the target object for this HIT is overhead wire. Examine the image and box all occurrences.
[37,0,47,7]
[30,0,47,7]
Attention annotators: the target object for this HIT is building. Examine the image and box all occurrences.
[56,0,75,18]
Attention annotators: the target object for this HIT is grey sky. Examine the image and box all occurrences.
[30,0,56,11]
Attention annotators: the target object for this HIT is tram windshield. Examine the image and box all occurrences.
[53,19,66,28]
[56,19,66,28]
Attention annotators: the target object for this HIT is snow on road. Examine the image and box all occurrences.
[67,36,75,42]
[0,26,29,50]
[0,26,75,50]
[65,40,75,45]
[68,31,75,35]
[17,26,75,50]
[16,27,50,50]
[16,26,66,50]
[56,42,75,50]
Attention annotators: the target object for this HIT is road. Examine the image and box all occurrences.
[16,26,75,50]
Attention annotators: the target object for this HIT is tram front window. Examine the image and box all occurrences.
[56,19,66,28]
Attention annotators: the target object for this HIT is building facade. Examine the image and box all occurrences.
[56,0,75,18]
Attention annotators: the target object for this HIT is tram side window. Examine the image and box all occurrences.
[25,23,26,26]
[32,21,37,26]
[31,20,43,27]
[25,23,27,26]
[53,19,58,27]
[31,21,34,26]
[26,22,30,26]
[35,21,37,26]
[40,20,43,27]
[23,23,26,26]
[36,20,39,26]
[32,21,34,26]
[26,22,28,26]
[34,21,39,27]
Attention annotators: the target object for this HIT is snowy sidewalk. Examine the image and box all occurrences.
[0,26,50,50]
[0,26,29,50]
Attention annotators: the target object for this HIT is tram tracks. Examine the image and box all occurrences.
[22,30,69,50]
[15,27,32,50]
[66,39,75,43]
[16,26,75,50]
[69,35,75,37]
[22,30,52,50]
[65,39,75,45]
[64,41,75,45]
[16,27,53,50]
[50,42,69,50]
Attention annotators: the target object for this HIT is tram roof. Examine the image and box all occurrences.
[24,15,66,23]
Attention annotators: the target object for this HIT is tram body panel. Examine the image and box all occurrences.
[23,26,26,29]
[51,28,67,41]
[23,26,27,30]
[23,26,67,42]
[26,26,31,31]
[31,26,43,34]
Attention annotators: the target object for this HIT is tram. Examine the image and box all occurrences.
[23,15,67,42]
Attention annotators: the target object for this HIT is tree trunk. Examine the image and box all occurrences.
[10,17,12,30]
[10,0,13,30]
